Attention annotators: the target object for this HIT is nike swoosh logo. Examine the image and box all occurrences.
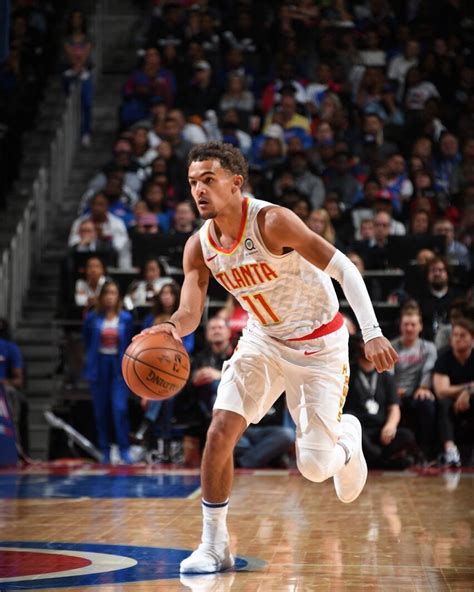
[304,350,319,356]
[206,254,218,262]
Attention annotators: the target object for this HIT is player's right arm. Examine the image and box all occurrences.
[134,234,209,342]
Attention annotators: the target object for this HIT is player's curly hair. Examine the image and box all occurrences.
[188,141,248,180]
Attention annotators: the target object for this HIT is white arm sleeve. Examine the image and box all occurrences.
[324,249,383,343]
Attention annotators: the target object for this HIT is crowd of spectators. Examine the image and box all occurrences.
[8,1,473,467]
[0,0,63,208]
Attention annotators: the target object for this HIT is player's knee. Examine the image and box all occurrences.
[296,447,333,483]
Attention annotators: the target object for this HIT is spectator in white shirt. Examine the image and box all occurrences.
[69,193,131,268]
[387,39,420,101]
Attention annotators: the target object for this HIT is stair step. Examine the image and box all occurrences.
[27,378,54,396]
[24,297,58,309]
[18,344,57,359]
[27,360,56,378]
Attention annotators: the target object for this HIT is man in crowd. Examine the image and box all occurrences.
[190,316,295,469]
[433,318,474,467]
[345,335,417,469]
[391,306,438,461]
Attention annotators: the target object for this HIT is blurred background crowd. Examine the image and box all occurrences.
[1,0,473,470]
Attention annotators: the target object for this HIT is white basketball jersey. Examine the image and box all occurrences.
[199,196,339,340]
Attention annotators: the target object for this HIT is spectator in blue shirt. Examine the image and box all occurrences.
[0,318,27,455]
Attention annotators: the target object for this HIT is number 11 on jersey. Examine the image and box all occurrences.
[241,292,281,326]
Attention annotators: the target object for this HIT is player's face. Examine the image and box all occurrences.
[188,160,240,220]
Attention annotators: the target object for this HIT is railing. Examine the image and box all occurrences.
[0,3,105,328]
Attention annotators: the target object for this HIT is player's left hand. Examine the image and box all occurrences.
[364,336,399,373]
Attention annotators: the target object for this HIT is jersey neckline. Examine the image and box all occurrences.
[206,196,250,255]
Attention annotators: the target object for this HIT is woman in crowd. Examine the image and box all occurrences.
[83,281,134,463]
[124,258,173,310]
[74,256,108,312]
[142,181,173,232]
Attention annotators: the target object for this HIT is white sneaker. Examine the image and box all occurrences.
[334,414,368,503]
[180,543,234,574]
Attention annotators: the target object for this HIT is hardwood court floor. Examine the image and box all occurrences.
[1,465,473,591]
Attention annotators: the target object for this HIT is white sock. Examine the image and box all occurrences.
[201,499,229,546]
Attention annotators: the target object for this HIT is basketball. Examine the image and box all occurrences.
[122,332,190,400]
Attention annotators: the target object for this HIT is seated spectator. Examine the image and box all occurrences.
[404,66,440,124]
[412,257,461,341]
[433,319,474,467]
[287,150,325,210]
[121,47,174,128]
[169,200,197,239]
[280,190,311,223]
[130,122,159,169]
[69,192,131,268]
[261,61,307,115]
[325,150,361,209]
[307,208,339,247]
[61,9,93,146]
[323,194,354,247]
[141,181,173,232]
[432,217,471,270]
[433,132,461,194]
[387,39,420,102]
[74,256,109,312]
[345,335,417,469]
[180,60,220,119]
[435,298,474,352]
[143,283,194,352]
[357,211,392,270]
[167,108,207,146]
[372,190,406,235]
[67,219,117,257]
[132,212,160,235]
[252,124,287,179]
[124,258,173,311]
[219,108,252,158]
[0,317,27,456]
[82,281,134,464]
[87,137,144,195]
[385,154,413,207]
[351,178,381,232]
[263,93,311,134]
[219,70,255,125]
[357,113,398,169]
[409,209,431,237]
[80,169,138,224]
[391,306,438,461]
[305,62,334,115]
[160,113,194,167]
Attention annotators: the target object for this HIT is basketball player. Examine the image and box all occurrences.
[135,142,398,573]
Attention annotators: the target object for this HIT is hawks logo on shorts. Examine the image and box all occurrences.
[199,196,339,340]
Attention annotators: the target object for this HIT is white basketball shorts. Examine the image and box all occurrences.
[214,322,350,451]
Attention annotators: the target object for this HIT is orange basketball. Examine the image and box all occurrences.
[122,333,190,400]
